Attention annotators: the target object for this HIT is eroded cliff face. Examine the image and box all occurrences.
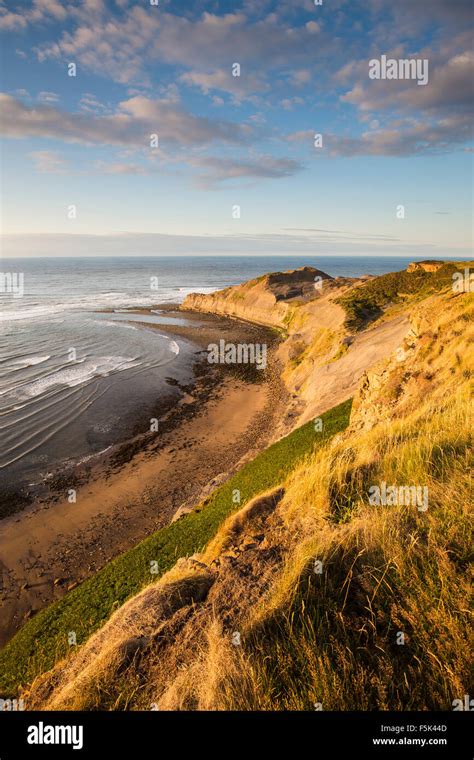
[407,260,445,273]
[182,265,411,427]
[182,266,338,329]
[349,287,473,432]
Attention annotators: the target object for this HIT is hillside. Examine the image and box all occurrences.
[2,261,472,710]
[183,262,461,426]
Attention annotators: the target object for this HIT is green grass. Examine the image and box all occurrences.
[0,399,352,696]
[336,263,458,331]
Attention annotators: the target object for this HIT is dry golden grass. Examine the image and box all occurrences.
[207,292,473,710]
[153,289,473,711]
[25,567,216,710]
[25,289,473,711]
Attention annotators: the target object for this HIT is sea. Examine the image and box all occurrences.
[0,254,454,489]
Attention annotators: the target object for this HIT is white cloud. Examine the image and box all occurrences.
[189,154,304,188]
[290,69,311,86]
[78,93,109,114]
[0,92,253,147]
[280,96,304,111]
[0,0,67,30]
[89,153,304,188]
[285,114,473,157]
[29,150,67,173]
[37,90,59,103]
[31,6,335,89]
[179,69,268,101]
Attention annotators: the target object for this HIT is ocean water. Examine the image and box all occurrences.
[0,254,443,486]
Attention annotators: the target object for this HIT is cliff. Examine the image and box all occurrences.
[407,260,445,273]
[182,266,339,329]
[3,260,472,711]
[182,264,428,426]
[23,281,473,710]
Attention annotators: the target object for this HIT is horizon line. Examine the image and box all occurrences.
[2,254,472,260]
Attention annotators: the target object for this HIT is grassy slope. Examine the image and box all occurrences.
[217,292,473,710]
[229,400,472,709]
[336,263,460,330]
[0,399,352,696]
[45,290,471,711]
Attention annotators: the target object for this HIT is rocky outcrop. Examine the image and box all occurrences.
[295,314,410,425]
[182,265,411,429]
[182,266,336,329]
[349,288,473,432]
[407,260,445,272]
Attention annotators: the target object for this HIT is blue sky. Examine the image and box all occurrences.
[0,0,473,256]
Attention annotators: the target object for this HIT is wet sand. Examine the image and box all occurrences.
[0,307,288,647]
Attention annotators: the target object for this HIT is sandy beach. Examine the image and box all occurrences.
[0,307,287,647]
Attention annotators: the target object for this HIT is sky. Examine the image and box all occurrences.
[0,0,473,257]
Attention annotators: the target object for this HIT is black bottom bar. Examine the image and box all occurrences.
[0,711,472,758]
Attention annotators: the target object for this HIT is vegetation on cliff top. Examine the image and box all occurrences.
[336,262,460,331]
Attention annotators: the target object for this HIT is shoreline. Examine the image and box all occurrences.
[0,305,288,648]
[0,305,254,514]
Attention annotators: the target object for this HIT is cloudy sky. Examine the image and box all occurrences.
[0,0,473,256]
